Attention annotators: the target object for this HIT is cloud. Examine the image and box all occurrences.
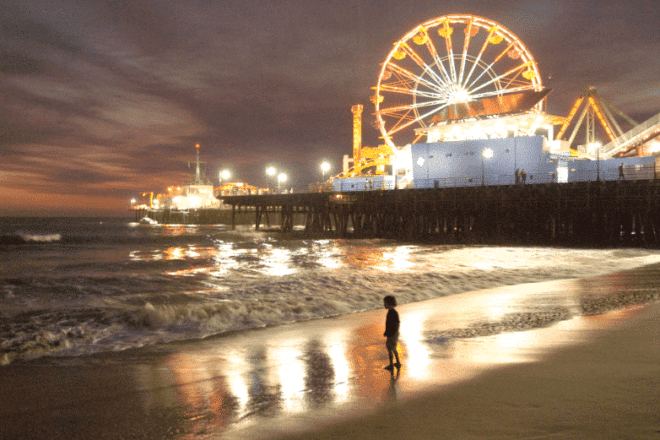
[1,0,659,216]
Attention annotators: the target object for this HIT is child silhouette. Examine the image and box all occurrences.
[383,295,401,371]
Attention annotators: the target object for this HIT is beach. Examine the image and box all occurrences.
[1,262,658,440]
[279,303,660,440]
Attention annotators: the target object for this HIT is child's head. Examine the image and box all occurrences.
[383,295,397,308]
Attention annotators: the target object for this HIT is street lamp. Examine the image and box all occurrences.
[277,172,288,193]
[219,169,231,184]
[482,148,493,186]
[320,161,331,181]
[266,166,277,193]
[593,142,602,181]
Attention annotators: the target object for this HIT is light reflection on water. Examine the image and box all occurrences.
[127,239,418,276]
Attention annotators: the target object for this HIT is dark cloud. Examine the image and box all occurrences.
[0,52,48,75]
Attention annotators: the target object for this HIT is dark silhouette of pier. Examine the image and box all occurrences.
[221,180,660,247]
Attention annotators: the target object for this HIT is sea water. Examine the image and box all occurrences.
[2,217,660,366]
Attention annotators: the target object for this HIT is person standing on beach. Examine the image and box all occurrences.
[383,295,401,371]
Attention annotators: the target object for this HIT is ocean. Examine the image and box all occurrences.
[2,216,660,367]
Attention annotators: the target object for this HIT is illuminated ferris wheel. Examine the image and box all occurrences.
[373,14,545,148]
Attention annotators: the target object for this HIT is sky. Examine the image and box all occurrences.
[1,0,659,216]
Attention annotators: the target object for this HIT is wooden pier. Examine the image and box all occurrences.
[221,180,660,247]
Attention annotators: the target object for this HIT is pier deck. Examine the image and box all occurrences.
[221,180,660,247]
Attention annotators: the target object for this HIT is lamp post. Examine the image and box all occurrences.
[482,148,493,186]
[593,142,601,181]
[320,161,331,181]
[219,169,231,189]
[277,172,288,194]
[266,166,277,193]
[219,169,231,182]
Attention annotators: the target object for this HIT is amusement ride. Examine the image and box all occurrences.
[336,14,660,186]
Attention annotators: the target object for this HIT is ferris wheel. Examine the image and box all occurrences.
[373,14,544,148]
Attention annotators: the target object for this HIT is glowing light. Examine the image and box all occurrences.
[188,195,201,208]
[482,148,493,159]
[370,94,384,104]
[266,166,276,177]
[392,47,406,60]
[438,20,453,37]
[522,69,536,80]
[277,173,287,184]
[413,30,428,45]
[451,88,470,103]
[649,142,660,154]
[219,169,231,181]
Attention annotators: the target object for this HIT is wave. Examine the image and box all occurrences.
[0,233,62,245]
[3,257,660,366]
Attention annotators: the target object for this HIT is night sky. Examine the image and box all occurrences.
[1,0,659,216]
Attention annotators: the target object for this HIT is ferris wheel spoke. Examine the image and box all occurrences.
[378,98,450,117]
[400,42,451,88]
[501,67,533,90]
[468,62,530,95]
[413,33,453,87]
[444,33,457,83]
[467,86,536,101]
[378,84,445,101]
[385,102,452,137]
[464,41,517,91]
[384,62,449,95]
[457,19,475,87]
[460,30,493,89]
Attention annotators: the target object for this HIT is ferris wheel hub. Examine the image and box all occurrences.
[448,87,471,104]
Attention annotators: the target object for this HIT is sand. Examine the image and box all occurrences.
[1,265,659,440]
[279,303,660,440]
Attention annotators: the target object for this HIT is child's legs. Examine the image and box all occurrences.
[386,334,400,365]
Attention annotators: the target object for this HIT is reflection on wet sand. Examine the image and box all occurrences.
[122,276,631,439]
[4,271,651,440]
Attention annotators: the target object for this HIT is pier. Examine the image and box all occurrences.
[221,180,660,247]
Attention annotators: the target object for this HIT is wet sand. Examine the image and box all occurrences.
[1,265,659,439]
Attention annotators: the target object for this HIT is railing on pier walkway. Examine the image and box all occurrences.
[406,163,656,189]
